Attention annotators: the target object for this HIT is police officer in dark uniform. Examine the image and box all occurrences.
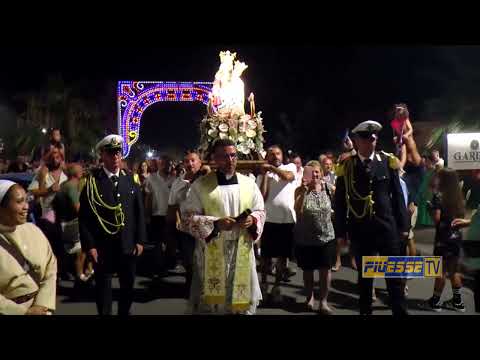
[79,135,146,316]
[334,121,410,316]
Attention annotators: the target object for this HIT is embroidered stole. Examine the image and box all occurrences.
[198,172,253,312]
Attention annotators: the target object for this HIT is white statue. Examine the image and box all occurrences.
[209,51,248,117]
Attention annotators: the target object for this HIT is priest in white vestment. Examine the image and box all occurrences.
[181,139,265,314]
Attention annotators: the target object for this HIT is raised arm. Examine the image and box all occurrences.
[267,164,295,182]
[28,168,54,198]
[389,166,410,234]
[403,118,413,138]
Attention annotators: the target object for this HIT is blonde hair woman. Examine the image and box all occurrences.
[294,160,336,314]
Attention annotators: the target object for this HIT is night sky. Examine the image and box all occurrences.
[0,45,474,158]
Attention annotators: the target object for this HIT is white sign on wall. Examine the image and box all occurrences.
[447,133,480,170]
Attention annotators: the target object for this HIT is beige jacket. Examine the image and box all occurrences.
[0,223,57,315]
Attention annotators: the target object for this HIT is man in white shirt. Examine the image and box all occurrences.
[167,150,208,297]
[28,148,68,277]
[290,153,304,188]
[28,148,68,221]
[431,150,444,169]
[256,145,296,298]
[321,157,337,187]
[144,155,176,273]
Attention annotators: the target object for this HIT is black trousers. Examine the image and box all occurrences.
[151,215,180,271]
[150,216,166,245]
[176,230,196,298]
[37,218,65,272]
[351,234,408,316]
[94,249,137,316]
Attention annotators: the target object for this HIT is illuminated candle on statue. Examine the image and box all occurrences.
[248,92,255,116]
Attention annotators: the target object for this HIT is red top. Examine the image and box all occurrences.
[390,117,406,138]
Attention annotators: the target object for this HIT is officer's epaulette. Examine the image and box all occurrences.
[94,166,106,177]
[380,151,401,170]
[79,168,98,193]
[132,172,140,185]
[83,167,97,179]
[334,163,344,177]
[335,156,353,177]
[119,168,140,184]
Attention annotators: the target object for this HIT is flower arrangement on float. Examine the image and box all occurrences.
[199,109,265,160]
[198,51,266,165]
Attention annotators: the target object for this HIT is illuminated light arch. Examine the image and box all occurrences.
[117,81,213,157]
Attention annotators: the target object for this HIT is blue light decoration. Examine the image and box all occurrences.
[117,81,213,157]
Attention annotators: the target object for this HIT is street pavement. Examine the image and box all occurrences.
[55,226,479,315]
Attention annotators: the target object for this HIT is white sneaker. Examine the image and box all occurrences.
[174,264,185,274]
[85,270,94,279]
[442,299,466,313]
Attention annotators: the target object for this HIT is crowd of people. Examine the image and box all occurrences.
[1,103,480,316]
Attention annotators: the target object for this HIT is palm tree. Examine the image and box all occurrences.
[420,47,480,151]
[11,74,105,160]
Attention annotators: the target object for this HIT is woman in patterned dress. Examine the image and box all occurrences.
[294,161,336,315]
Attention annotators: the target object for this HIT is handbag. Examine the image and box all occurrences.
[442,222,463,245]
[437,221,463,257]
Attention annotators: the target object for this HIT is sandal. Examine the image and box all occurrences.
[351,258,358,270]
[331,264,341,272]
[305,298,315,312]
[318,305,334,315]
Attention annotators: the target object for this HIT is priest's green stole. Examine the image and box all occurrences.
[198,172,253,312]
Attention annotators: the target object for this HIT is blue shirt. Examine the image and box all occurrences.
[399,177,409,208]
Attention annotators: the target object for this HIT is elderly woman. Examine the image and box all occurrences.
[0,180,57,315]
[294,161,336,315]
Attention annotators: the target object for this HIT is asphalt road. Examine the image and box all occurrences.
[55,227,479,315]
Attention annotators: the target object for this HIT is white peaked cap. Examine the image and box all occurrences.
[351,120,383,134]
